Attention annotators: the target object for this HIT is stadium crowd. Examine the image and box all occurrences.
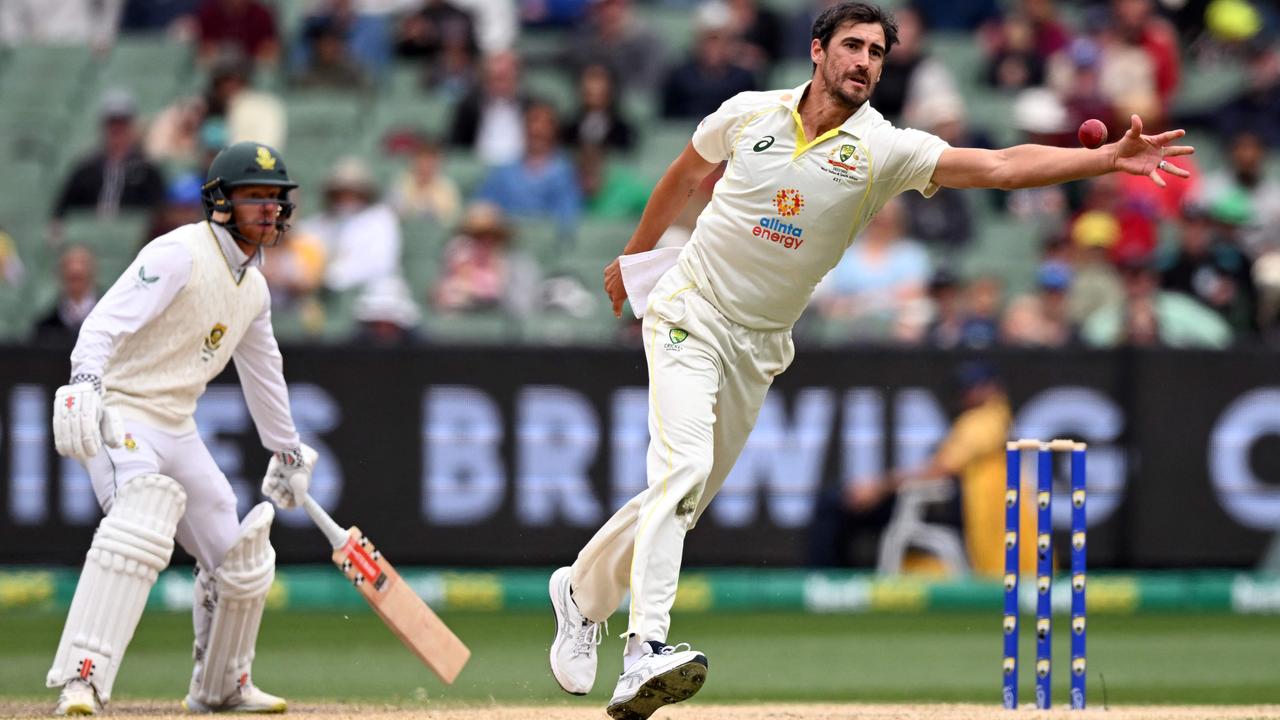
[0,0,1278,348]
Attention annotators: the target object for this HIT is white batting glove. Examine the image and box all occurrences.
[52,375,123,462]
[262,443,317,509]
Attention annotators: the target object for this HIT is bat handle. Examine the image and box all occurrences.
[301,494,349,550]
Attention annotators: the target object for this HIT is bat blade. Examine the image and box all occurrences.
[332,527,471,683]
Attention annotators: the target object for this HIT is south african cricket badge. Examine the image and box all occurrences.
[124,433,138,451]
[201,322,228,362]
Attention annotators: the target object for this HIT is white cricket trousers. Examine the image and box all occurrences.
[570,260,794,643]
[85,420,241,575]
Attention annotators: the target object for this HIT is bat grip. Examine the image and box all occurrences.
[301,494,349,550]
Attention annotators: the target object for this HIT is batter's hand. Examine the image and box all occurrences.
[52,377,123,463]
[262,443,317,510]
[1111,114,1194,188]
[604,257,626,318]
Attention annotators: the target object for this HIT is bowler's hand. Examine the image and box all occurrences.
[1111,114,1194,188]
[604,257,626,318]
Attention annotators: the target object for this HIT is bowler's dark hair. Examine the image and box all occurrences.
[811,2,899,54]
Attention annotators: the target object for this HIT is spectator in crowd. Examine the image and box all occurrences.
[808,361,1013,576]
[1000,260,1079,346]
[1002,88,1071,222]
[577,144,651,220]
[301,157,403,294]
[984,11,1046,91]
[813,198,930,340]
[1200,131,1280,256]
[434,202,540,313]
[874,6,957,122]
[661,2,758,120]
[292,19,371,90]
[53,89,165,221]
[145,96,207,168]
[35,246,97,346]
[395,0,480,93]
[1183,40,1280,148]
[912,0,1003,31]
[1159,200,1258,336]
[120,0,200,33]
[395,0,478,63]
[563,63,636,153]
[295,0,392,82]
[354,276,421,346]
[1083,255,1234,347]
[147,173,207,240]
[1071,172,1159,265]
[725,0,787,74]
[923,269,965,348]
[475,101,583,233]
[1066,210,1125,324]
[0,0,120,48]
[1047,37,1117,136]
[961,276,1004,348]
[1015,0,1072,59]
[207,53,288,150]
[568,0,666,95]
[195,0,279,67]
[1109,0,1181,116]
[0,226,25,287]
[450,51,528,166]
[389,140,462,225]
[262,223,327,309]
[900,93,973,254]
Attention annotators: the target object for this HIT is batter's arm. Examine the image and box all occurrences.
[931,114,1193,190]
[604,142,719,316]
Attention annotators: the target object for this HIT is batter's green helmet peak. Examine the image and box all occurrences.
[205,141,297,191]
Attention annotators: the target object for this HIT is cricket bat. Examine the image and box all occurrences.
[300,494,470,683]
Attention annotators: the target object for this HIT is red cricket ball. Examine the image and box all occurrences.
[1078,118,1108,149]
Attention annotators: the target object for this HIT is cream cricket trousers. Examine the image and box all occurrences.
[570,261,794,643]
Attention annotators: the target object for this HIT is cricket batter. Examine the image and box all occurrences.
[549,3,1193,718]
[47,142,318,715]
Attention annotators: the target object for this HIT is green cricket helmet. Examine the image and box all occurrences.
[202,141,298,246]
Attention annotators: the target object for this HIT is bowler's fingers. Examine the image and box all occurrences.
[612,297,624,318]
[1148,128,1186,145]
[1127,114,1143,138]
[1162,145,1195,157]
[1148,170,1167,188]
[1161,163,1191,179]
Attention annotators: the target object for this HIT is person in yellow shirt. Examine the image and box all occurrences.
[815,362,1029,577]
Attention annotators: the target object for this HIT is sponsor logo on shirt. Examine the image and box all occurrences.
[137,265,159,285]
[752,188,806,250]
[752,135,775,152]
[201,322,228,362]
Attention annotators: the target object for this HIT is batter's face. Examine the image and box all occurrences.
[812,22,887,110]
[229,185,285,248]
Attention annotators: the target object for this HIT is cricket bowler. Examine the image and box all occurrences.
[548,3,1193,719]
[47,142,318,715]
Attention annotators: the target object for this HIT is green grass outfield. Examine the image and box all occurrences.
[2,611,1278,706]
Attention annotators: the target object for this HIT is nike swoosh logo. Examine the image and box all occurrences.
[138,265,159,284]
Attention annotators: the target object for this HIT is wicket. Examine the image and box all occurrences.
[1002,438,1087,710]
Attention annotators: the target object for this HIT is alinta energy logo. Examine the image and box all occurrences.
[753,188,805,250]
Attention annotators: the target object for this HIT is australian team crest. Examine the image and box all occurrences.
[201,322,228,362]
[824,143,861,181]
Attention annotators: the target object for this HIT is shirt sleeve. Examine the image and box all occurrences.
[934,409,1001,474]
[878,126,950,199]
[70,237,193,379]
[232,293,301,453]
[691,92,760,163]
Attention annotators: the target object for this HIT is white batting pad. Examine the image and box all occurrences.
[188,502,276,707]
[46,474,186,702]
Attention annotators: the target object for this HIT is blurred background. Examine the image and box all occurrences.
[1,0,1279,709]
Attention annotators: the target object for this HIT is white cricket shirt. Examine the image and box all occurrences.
[684,81,950,330]
[70,221,300,451]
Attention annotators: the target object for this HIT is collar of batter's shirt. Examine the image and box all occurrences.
[209,221,263,279]
[780,81,876,159]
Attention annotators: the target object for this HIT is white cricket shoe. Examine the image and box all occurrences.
[606,641,708,720]
[548,566,605,695]
[54,679,101,716]
[182,682,287,714]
